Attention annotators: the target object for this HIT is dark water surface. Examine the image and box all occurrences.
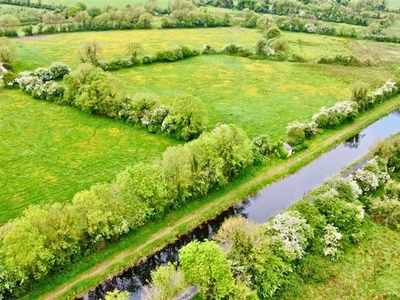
[80,109,400,300]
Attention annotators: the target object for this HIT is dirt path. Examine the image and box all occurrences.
[42,99,400,300]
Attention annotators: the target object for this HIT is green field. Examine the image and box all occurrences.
[283,221,400,300]
[3,28,398,224]
[0,90,178,225]
[14,28,400,70]
[114,56,389,139]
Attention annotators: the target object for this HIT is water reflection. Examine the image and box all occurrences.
[344,133,365,149]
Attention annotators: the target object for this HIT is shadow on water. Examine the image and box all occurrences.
[78,109,400,300]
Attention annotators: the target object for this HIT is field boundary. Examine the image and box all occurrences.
[37,97,400,300]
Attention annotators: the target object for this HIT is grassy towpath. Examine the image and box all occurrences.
[39,97,400,300]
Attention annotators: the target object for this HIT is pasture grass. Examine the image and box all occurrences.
[0,89,179,225]
[13,28,400,71]
[114,55,392,139]
[283,220,400,300]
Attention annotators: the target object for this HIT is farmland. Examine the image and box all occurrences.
[1,0,400,298]
[2,27,398,225]
[0,89,178,225]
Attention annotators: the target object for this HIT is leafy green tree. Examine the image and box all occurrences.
[265,26,281,38]
[162,145,194,205]
[141,263,186,300]
[137,12,154,28]
[215,217,291,298]
[1,210,54,282]
[73,68,126,118]
[63,63,95,103]
[162,94,206,141]
[115,163,169,216]
[210,124,254,180]
[0,15,20,36]
[0,37,17,69]
[179,240,235,299]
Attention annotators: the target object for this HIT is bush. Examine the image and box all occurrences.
[286,121,306,145]
[154,48,183,62]
[266,26,281,38]
[221,44,251,56]
[252,134,271,163]
[48,62,71,79]
[370,198,400,231]
[314,189,365,241]
[268,211,314,261]
[202,44,216,55]
[73,68,127,118]
[142,54,153,64]
[2,71,16,88]
[31,81,66,101]
[161,94,205,141]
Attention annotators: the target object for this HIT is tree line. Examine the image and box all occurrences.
[0,0,397,40]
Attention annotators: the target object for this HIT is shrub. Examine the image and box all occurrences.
[2,71,16,88]
[314,189,365,241]
[154,48,183,62]
[266,26,281,38]
[221,44,251,56]
[48,62,71,79]
[322,224,343,260]
[286,121,306,145]
[252,134,271,163]
[321,175,362,203]
[370,198,400,231]
[161,94,205,141]
[73,68,127,118]
[32,81,66,102]
[15,71,43,93]
[268,211,314,261]
[202,44,216,55]
[142,54,153,64]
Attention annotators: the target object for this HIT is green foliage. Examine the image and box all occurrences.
[73,68,126,118]
[267,211,314,261]
[314,189,365,241]
[265,26,281,39]
[0,37,16,68]
[78,40,102,66]
[252,134,271,163]
[286,122,306,145]
[162,94,205,141]
[370,198,400,231]
[142,263,186,300]
[179,240,235,299]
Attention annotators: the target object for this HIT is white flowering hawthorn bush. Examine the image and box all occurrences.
[367,80,398,105]
[13,62,71,101]
[314,188,365,241]
[321,175,362,202]
[322,224,343,261]
[312,101,358,129]
[268,211,314,261]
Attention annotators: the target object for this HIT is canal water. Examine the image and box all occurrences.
[80,109,400,300]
